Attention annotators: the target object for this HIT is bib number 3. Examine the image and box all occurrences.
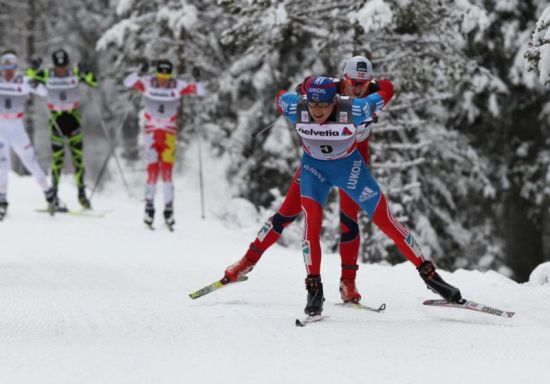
[320,145,333,154]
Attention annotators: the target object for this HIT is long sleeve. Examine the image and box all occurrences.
[123,72,145,92]
[277,92,299,124]
[23,77,47,97]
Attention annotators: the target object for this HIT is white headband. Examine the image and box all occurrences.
[0,53,18,67]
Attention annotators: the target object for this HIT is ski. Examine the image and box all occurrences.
[423,299,515,318]
[188,276,248,300]
[35,208,110,218]
[295,315,329,327]
[335,302,386,313]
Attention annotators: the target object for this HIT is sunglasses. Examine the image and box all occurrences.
[156,72,172,79]
[307,101,333,108]
[1,64,17,70]
[345,78,369,87]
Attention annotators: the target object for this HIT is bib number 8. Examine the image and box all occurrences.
[320,145,333,154]
[4,98,12,110]
[158,104,165,114]
[60,91,67,101]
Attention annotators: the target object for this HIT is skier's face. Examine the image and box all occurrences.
[1,68,16,80]
[54,65,69,77]
[307,100,335,124]
[156,75,171,87]
[1,61,17,80]
[344,77,369,98]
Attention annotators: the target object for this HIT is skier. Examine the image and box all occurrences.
[224,56,394,304]
[277,76,462,316]
[0,51,56,220]
[26,48,98,211]
[123,60,204,229]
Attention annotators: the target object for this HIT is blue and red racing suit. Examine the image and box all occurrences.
[239,78,394,281]
[278,90,426,276]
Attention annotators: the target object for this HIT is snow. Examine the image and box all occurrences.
[115,0,134,16]
[350,0,393,34]
[96,18,141,50]
[1,143,550,384]
[529,262,550,286]
[156,3,199,32]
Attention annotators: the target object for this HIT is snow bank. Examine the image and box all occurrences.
[529,262,550,286]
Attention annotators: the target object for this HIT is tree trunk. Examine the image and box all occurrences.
[504,191,544,282]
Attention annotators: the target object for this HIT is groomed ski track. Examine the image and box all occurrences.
[1,143,549,384]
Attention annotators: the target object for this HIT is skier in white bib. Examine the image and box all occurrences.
[0,51,56,220]
[124,60,204,228]
[26,48,99,211]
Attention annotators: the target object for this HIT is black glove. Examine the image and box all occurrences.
[367,81,380,94]
[138,60,149,76]
[192,66,201,80]
[30,57,42,70]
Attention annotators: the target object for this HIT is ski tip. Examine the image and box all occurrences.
[295,319,305,327]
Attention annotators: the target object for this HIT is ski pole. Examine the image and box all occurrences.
[89,90,132,197]
[196,105,206,220]
[252,120,276,139]
[192,67,206,219]
[90,93,136,200]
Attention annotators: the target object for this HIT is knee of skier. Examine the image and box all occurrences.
[271,212,298,233]
[340,211,359,242]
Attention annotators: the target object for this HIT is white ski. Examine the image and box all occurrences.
[335,302,386,312]
[423,299,515,318]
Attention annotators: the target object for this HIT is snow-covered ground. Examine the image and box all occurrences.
[1,143,550,384]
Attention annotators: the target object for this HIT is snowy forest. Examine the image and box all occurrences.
[1,0,549,282]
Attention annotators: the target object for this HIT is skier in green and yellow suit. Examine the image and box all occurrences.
[27,48,98,210]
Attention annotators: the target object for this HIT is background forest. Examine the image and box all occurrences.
[1,0,549,281]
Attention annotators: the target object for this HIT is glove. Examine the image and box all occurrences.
[275,89,286,114]
[30,57,42,70]
[192,66,201,80]
[372,109,380,123]
[138,60,149,76]
[367,80,380,94]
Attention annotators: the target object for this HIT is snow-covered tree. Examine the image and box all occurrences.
[94,0,549,279]
[526,7,550,85]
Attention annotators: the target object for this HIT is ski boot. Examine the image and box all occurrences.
[78,188,92,210]
[163,203,175,230]
[339,278,362,303]
[304,275,325,316]
[144,200,155,228]
[0,201,8,221]
[418,260,463,303]
[44,187,65,215]
[224,255,256,282]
